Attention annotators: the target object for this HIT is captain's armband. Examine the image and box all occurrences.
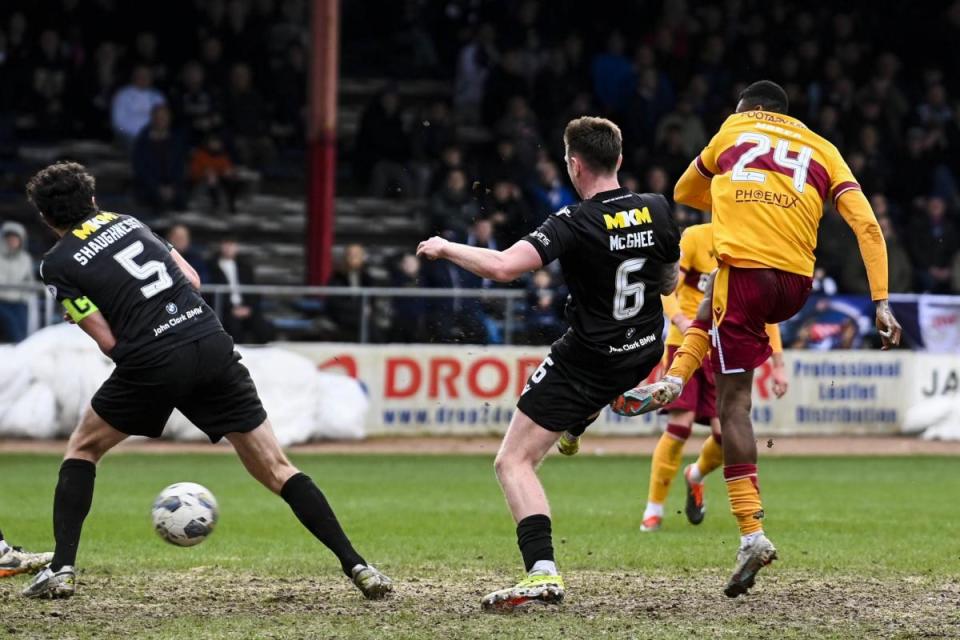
[62,296,99,322]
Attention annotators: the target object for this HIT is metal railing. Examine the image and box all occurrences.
[0,283,527,344]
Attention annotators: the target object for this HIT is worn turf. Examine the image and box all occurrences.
[2,453,959,639]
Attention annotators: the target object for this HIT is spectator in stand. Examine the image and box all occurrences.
[856,124,891,193]
[464,218,503,343]
[130,32,168,89]
[533,49,578,128]
[0,222,35,343]
[624,65,676,146]
[483,137,530,187]
[166,223,209,284]
[208,238,273,344]
[525,268,565,344]
[76,41,121,140]
[841,214,913,294]
[531,160,575,222]
[428,144,467,194]
[270,45,307,148]
[429,168,479,239]
[811,267,838,296]
[620,171,640,193]
[495,97,542,168]
[23,29,70,139]
[421,219,497,344]
[917,84,952,127]
[487,179,534,247]
[199,37,228,95]
[653,122,693,181]
[354,87,412,196]
[132,104,187,212]
[817,104,845,148]
[645,165,670,197]
[591,31,633,114]
[654,97,707,159]
[908,196,960,293]
[327,244,378,341]
[410,101,456,197]
[481,49,526,126]
[453,23,496,125]
[171,61,222,145]
[224,63,275,169]
[111,65,166,143]
[189,133,242,213]
[389,253,427,342]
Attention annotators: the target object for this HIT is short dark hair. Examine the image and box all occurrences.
[563,116,622,174]
[739,80,789,114]
[26,161,98,229]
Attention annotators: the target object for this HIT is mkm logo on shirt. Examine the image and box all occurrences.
[603,207,652,230]
[72,212,120,240]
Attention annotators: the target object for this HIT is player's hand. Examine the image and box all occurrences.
[771,365,789,398]
[416,236,449,260]
[875,300,902,350]
[672,313,692,333]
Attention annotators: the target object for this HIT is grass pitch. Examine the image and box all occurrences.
[1,452,958,639]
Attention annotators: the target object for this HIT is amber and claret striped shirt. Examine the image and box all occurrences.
[674,110,889,300]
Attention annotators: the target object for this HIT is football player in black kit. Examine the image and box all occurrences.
[417,117,681,610]
[22,162,392,600]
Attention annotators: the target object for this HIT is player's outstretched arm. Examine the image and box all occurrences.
[673,160,712,212]
[416,236,543,283]
[76,311,117,356]
[835,189,902,349]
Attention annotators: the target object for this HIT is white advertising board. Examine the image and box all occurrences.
[282,344,953,437]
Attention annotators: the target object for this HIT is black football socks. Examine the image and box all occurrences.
[280,473,366,576]
[50,458,96,571]
[516,513,555,572]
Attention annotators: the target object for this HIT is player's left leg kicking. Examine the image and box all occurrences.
[0,527,52,578]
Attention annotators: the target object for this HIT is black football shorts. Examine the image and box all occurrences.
[92,332,267,442]
[516,347,660,433]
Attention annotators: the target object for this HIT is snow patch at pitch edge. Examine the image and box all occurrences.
[0,324,366,444]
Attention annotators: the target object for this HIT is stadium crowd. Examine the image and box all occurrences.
[335,0,960,343]
[0,0,959,344]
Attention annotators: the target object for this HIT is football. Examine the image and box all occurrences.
[151,482,219,547]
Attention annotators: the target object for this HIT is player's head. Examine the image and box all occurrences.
[26,161,98,234]
[563,116,622,195]
[736,80,789,114]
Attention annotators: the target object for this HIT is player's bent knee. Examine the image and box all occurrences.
[719,395,752,426]
[493,450,525,479]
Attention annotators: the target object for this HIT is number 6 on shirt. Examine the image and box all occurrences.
[613,257,647,320]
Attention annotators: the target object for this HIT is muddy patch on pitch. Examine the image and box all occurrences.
[1,568,958,639]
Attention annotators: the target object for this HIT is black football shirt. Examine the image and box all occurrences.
[522,188,681,367]
[40,212,223,364]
